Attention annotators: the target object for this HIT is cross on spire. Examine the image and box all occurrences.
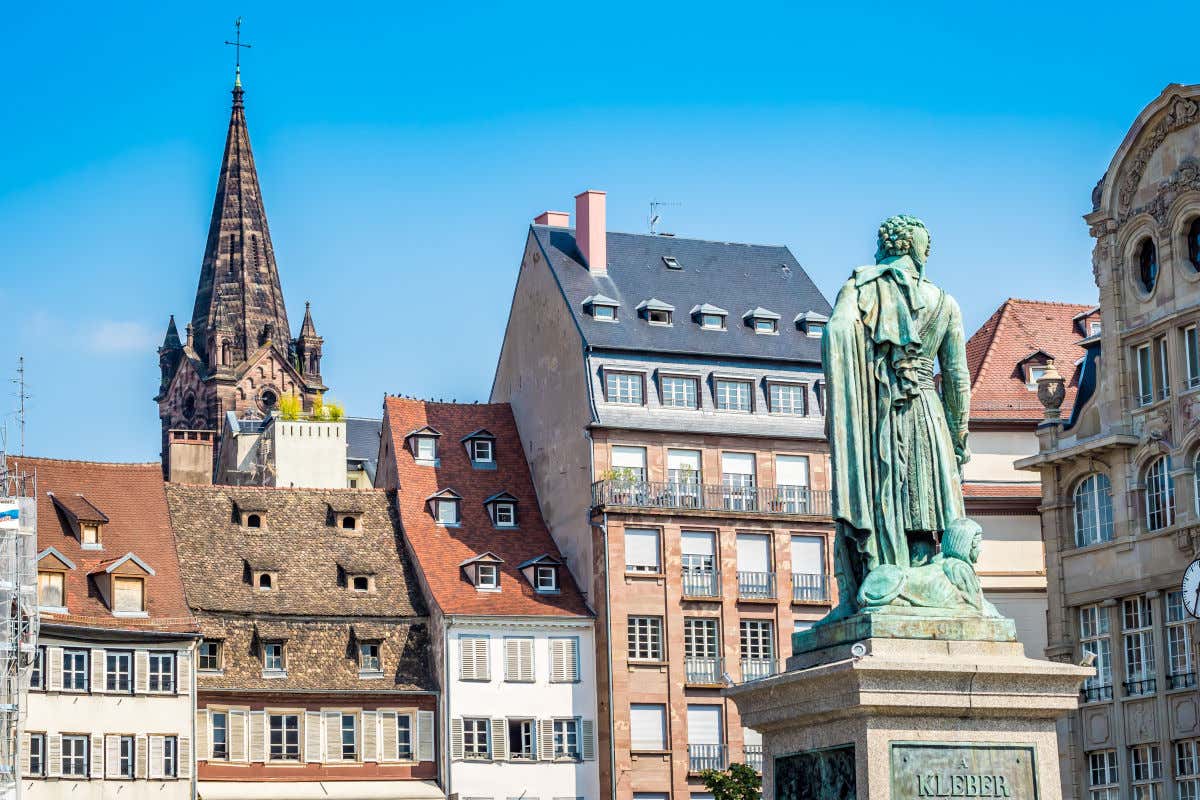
[224,17,252,88]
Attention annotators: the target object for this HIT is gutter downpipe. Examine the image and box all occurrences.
[584,416,616,800]
[443,617,453,799]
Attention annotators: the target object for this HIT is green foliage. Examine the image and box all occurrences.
[325,399,345,422]
[700,763,762,800]
[310,395,325,419]
[278,394,302,421]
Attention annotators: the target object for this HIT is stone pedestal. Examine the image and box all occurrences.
[725,633,1090,799]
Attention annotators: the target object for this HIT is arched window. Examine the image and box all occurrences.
[341,516,356,531]
[1188,217,1200,272]
[1137,237,1159,292]
[1073,474,1114,547]
[258,573,272,590]
[1194,452,1200,518]
[1145,456,1175,532]
[246,513,262,529]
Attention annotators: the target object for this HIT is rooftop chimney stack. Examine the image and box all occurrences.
[575,190,607,275]
[534,211,570,227]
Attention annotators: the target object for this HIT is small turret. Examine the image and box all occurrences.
[157,315,184,393]
[295,301,323,381]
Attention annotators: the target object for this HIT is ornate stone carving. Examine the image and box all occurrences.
[1118,95,1200,219]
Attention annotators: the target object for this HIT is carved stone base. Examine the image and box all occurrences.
[793,611,1017,660]
[725,637,1090,800]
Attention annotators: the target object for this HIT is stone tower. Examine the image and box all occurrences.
[156,75,327,479]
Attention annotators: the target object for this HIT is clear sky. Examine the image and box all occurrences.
[0,1,1193,461]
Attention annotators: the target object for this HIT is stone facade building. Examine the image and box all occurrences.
[166,484,442,800]
[490,192,836,800]
[962,298,1097,658]
[156,77,327,481]
[1017,84,1200,799]
[375,397,599,800]
[19,456,200,800]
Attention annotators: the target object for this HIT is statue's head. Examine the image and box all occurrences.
[942,518,983,564]
[876,214,931,269]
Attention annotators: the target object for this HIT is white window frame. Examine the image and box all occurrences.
[535,566,558,592]
[1122,596,1156,695]
[198,640,222,672]
[753,317,778,335]
[397,714,414,760]
[476,563,499,589]
[28,732,44,776]
[648,308,672,326]
[1073,473,1114,548]
[211,711,228,760]
[414,436,438,462]
[1136,343,1154,406]
[592,303,617,322]
[263,642,285,673]
[628,616,663,662]
[507,719,535,760]
[148,651,176,692]
[62,648,89,691]
[605,371,644,405]
[1129,744,1163,797]
[553,718,581,761]
[700,313,726,330]
[340,713,357,761]
[714,379,752,412]
[661,375,699,409]
[1175,740,1200,799]
[1079,605,1112,700]
[739,619,775,662]
[624,528,662,574]
[1156,336,1171,400]
[493,503,516,527]
[463,718,491,760]
[359,642,382,674]
[436,498,460,525]
[1185,325,1200,390]
[29,646,44,690]
[1166,590,1195,688]
[1087,750,1119,800]
[471,438,494,463]
[767,382,806,415]
[1144,455,1175,532]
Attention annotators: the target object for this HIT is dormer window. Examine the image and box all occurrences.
[37,571,65,611]
[341,516,357,531]
[795,311,829,337]
[428,490,463,526]
[637,298,675,327]
[692,304,728,330]
[518,554,563,594]
[462,553,504,590]
[246,514,262,529]
[94,553,154,617]
[81,523,101,549]
[484,492,519,528]
[535,566,558,593]
[50,493,108,549]
[256,572,274,591]
[113,576,144,613]
[472,439,492,462]
[330,504,364,533]
[462,430,497,467]
[352,576,370,592]
[405,426,442,465]
[358,642,382,674]
[744,307,781,335]
[263,642,285,674]
[583,294,620,322]
[1026,365,1047,391]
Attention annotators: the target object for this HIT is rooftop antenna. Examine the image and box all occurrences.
[649,200,681,235]
[11,357,28,456]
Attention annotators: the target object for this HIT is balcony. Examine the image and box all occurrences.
[1081,683,1113,703]
[744,745,764,774]
[685,656,724,686]
[682,569,721,599]
[1169,672,1197,690]
[688,743,727,773]
[1124,677,1157,697]
[737,571,775,600]
[791,572,829,603]
[591,479,830,517]
[740,658,777,682]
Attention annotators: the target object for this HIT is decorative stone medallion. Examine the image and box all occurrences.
[890,742,1037,799]
[774,744,856,800]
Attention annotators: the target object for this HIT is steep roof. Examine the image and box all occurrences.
[965,298,1096,423]
[380,397,591,618]
[531,226,831,363]
[15,457,197,634]
[347,417,383,479]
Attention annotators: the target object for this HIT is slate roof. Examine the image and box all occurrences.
[15,457,197,633]
[380,397,591,618]
[531,226,831,363]
[346,416,383,480]
[965,298,1096,422]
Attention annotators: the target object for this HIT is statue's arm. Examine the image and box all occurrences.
[938,295,971,465]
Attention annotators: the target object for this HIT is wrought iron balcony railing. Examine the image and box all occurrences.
[682,569,721,598]
[737,571,775,600]
[1081,683,1113,703]
[688,743,727,773]
[791,572,829,602]
[1169,671,1197,690]
[1124,677,1157,697]
[591,480,830,516]
[684,656,724,685]
[740,658,778,682]
[744,745,764,774]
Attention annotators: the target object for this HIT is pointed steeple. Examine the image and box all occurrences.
[295,301,324,383]
[300,301,318,337]
[160,315,182,350]
[189,79,291,370]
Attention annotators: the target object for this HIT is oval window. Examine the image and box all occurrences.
[1137,237,1158,292]
[1188,218,1200,272]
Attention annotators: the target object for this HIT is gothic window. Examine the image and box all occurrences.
[1073,474,1114,547]
[221,340,232,367]
[1137,237,1158,293]
[1188,217,1200,272]
[182,393,196,420]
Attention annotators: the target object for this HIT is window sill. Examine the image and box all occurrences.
[437,522,462,528]
[38,606,68,615]
[358,671,385,680]
[113,611,149,618]
[81,543,104,551]
[197,669,225,676]
[470,461,497,471]
[261,670,288,680]
[414,459,440,468]
[493,525,519,531]
[535,589,561,595]
[474,586,501,593]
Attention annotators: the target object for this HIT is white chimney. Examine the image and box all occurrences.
[574,190,607,275]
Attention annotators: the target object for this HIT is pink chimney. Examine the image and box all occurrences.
[574,190,607,275]
[534,210,570,227]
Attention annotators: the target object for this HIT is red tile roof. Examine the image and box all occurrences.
[380,398,591,618]
[15,457,197,633]
[965,298,1097,422]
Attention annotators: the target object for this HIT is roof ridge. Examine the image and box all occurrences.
[532,223,790,249]
[168,482,388,494]
[1002,297,1096,310]
[14,456,160,468]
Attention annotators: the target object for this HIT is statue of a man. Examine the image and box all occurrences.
[822,215,972,618]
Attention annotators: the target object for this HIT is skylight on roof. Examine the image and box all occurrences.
[662,256,682,270]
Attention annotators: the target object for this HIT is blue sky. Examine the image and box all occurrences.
[0,1,1193,461]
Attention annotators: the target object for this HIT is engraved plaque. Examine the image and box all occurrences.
[890,742,1037,799]
[775,744,856,800]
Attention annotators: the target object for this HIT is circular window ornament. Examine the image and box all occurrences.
[1137,237,1159,293]
[259,387,279,413]
[1187,218,1200,273]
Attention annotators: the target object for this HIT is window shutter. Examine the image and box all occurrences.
[90,733,104,777]
[538,720,554,761]
[105,734,120,778]
[582,720,595,761]
[461,637,490,681]
[135,650,150,693]
[228,710,247,762]
[148,735,164,779]
[47,647,63,692]
[505,639,533,682]
[249,710,266,763]
[91,649,106,693]
[178,737,192,779]
[135,735,147,778]
[47,734,61,778]
[460,639,474,680]
[449,718,463,760]
[18,733,29,777]
[417,710,434,763]
[551,639,579,682]
[324,711,341,762]
[177,650,191,694]
[362,711,379,762]
[380,712,398,762]
[195,709,209,760]
[491,719,507,760]
[304,711,323,762]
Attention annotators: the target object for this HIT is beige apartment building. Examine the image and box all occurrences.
[491,191,836,800]
[1017,83,1200,799]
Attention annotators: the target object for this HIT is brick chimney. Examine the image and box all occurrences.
[534,210,570,227]
[574,190,607,275]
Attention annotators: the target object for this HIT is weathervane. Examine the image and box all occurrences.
[224,17,252,87]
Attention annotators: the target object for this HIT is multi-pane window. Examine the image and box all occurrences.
[493,503,516,527]
[508,719,535,760]
[270,714,301,761]
[116,735,135,777]
[463,718,490,759]
[1123,596,1156,695]
[1176,740,1200,800]
[470,438,493,463]
[63,649,88,691]
[701,313,725,330]
[740,620,775,661]
[1087,750,1119,800]
[149,652,175,692]
[163,736,178,777]
[1079,605,1112,701]
[611,446,647,482]
[1156,336,1170,400]
[553,719,580,760]
[715,380,752,411]
[397,714,414,760]
[28,733,44,776]
[1136,344,1154,406]
[359,642,382,673]
[722,452,757,511]
[475,563,499,589]
[1167,591,1195,688]
[606,372,644,405]
[1145,456,1175,531]
[62,735,88,777]
[1185,325,1200,390]
[768,382,806,415]
[414,436,438,461]
[263,642,285,672]
[1073,473,1114,547]
[29,646,44,690]
[341,713,357,760]
[535,566,558,592]
[212,711,228,760]
[106,652,132,695]
[628,616,663,662]
[1130,744,1163,800]
[198,640,221,671]
[624,528,661,573]
[684,618,720,684]
[436,498,460,525]
[661,376,699,409]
